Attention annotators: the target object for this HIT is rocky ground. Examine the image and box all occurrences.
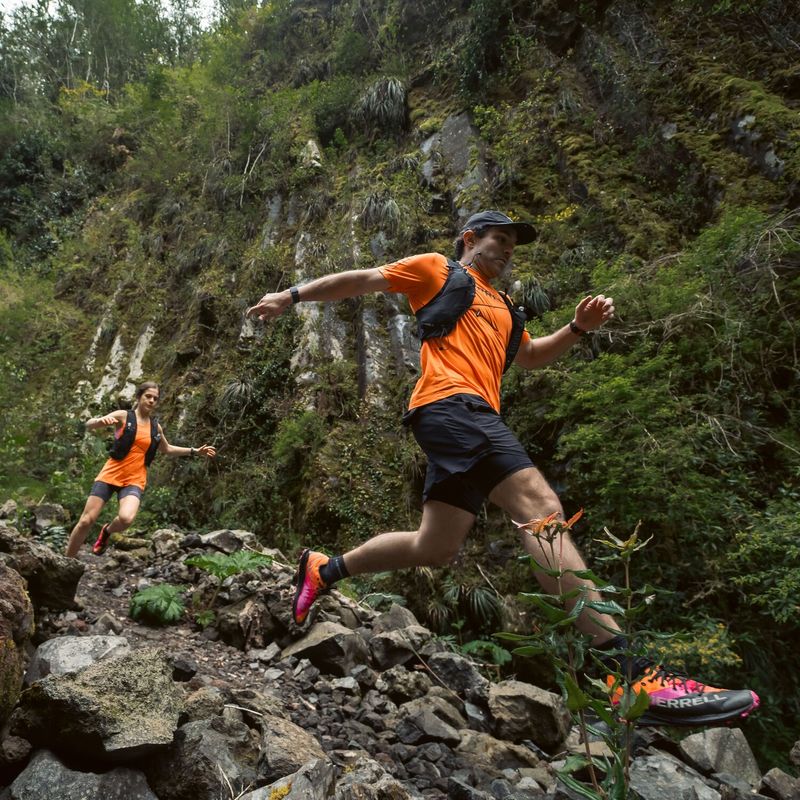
[2,507,800,800]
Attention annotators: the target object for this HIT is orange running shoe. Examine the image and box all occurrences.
[92,523,112,555]
[607,657,759,727]
[292,549,330,625]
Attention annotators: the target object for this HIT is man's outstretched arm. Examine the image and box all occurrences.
[514,294,615,370]
[247,267,391,321]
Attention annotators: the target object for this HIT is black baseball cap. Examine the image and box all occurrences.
[459,210,537,244]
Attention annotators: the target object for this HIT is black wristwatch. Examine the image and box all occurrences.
[290,286,301,304]
[569,320,588,337]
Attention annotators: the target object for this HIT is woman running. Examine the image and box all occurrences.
[64,381,216,558]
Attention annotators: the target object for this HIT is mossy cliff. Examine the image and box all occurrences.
[1,0,798,764]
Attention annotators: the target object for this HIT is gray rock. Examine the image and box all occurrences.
[0,525,84,610]
[790,740,800,767]
[372,604,420,634]
[282,621,370,677]
[456,730,543,772]
[259,713,326,783]
[198,529,256,553]
[426,651,489,703]
[376,665,432,703]
[151,529,184,557]
[183,686,226,722]
[678,728,761,787]
[333,753,424,799]
[31,503,70,535]
[370,625,433,669]
[488,680,571,750]
[10,748,157,799]
[395,699,462,747]
[146,716,260,800]
[25,635,131,684]
[239,758,335,799]
[15,648,183,762]
[630,753,721,800]
[760,767,800,800]
[0,500,17,521]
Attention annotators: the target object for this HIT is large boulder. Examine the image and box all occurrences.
[332,752,424,799]
[425,652,489,703]
[488,680,571,750]
[239,758,335,800]
[456,730,544,772]
[258,713,326,783]
[370,625,433,670]
[25,635,131,684]
[678,728,761,787]
[0,525,83,610]
[0,565,34,726]
[6,748,158,799]
[629,752,722,800]
[145,716,261,800]
[199,529,257,553]
[281,621,370,676]
[13,648,183,762]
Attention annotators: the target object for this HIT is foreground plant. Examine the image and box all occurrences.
[498,513,656,800]
[129,583,186,626]
[185,550,274,624]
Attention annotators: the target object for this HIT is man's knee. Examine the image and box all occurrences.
[117,514,135,529]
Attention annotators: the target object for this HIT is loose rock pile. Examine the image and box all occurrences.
[1,508,799,799]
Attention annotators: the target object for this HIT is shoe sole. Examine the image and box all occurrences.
[635,692,759,727]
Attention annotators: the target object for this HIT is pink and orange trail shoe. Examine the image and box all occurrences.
[608,660,760,727]
[292,549,330,625]
[92,523,112,556]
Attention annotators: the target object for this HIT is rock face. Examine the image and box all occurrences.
[13,648,184,762]
[0,565,34,727]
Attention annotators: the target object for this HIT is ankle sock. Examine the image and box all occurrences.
[319,555,349,586]
[596,634,650,679]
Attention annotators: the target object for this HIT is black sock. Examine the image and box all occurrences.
[319,555,349,586]
[596,634,650,679]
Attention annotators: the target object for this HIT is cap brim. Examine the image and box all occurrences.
[505,221,537,244]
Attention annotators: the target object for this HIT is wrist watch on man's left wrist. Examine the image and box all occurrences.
[190,447,197,457]
[569,320,588,337]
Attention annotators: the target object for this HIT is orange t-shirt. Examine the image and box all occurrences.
[379,253,530,412]
[95,419,152,491]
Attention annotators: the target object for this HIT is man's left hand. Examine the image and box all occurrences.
[574,295,615,332]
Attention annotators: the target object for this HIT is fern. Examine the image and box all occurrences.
[129,584,186,625]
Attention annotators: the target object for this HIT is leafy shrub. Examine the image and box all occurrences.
[129,584,186,625]
[185,550,273,582]
[351,78,407,136]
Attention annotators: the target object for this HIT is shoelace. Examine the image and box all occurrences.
[607,653,707,692]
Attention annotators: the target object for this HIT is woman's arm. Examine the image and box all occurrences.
[85,410,126,431]
[157,426,216,459]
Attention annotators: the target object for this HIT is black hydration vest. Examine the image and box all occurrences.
[415,259,527,373]
[108,410,161,467]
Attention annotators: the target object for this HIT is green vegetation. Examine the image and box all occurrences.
[1,0,798,768]
[129,583,186,625]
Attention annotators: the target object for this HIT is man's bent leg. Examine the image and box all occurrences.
[343,500,476,576]
[488,466,619,643]
[292,501,475,625]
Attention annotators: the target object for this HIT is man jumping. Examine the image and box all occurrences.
[246,210,758,727]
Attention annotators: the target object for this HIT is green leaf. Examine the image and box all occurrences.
[585,600,627,617]
[512,645,547,657]
[564,673,591,711]
[558,772,604,800]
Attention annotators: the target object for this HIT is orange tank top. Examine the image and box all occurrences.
[379,253,530,412]
[95,418,151,490]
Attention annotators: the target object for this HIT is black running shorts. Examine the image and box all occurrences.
[403,393,534,515]
[89,480,144,502]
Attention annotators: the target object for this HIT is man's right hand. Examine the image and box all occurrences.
[246,290,291,321]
